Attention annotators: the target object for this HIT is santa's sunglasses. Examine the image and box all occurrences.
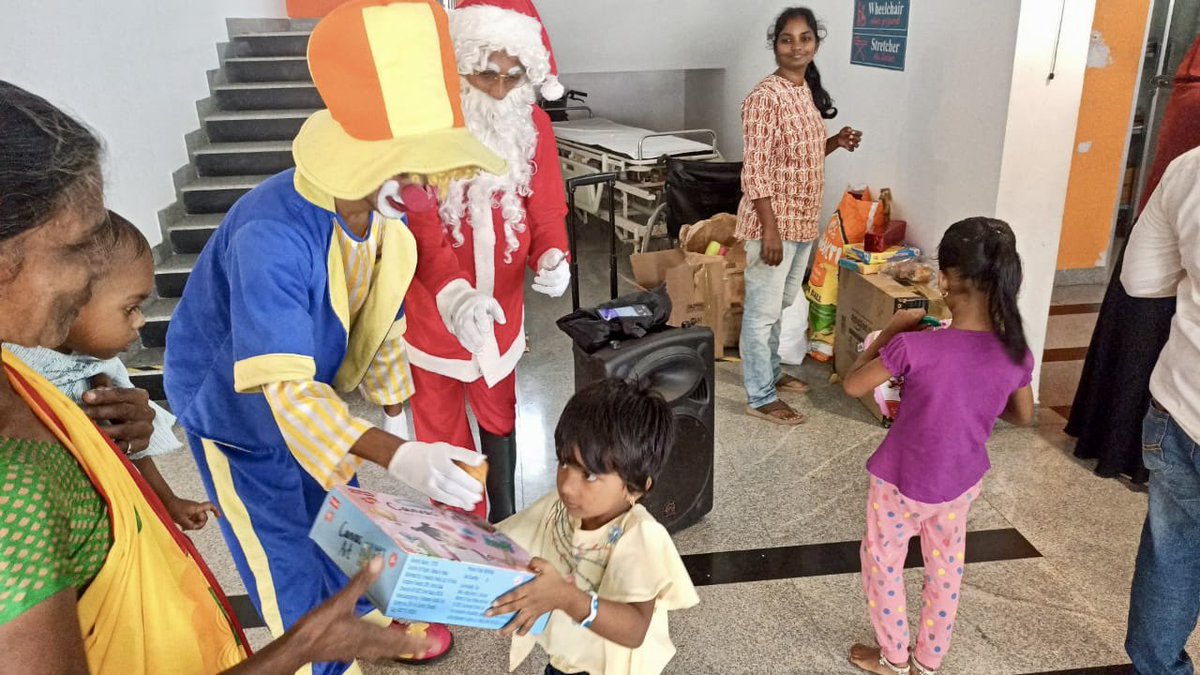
[472,70,527,88]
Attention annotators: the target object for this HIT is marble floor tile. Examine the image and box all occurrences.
[1037,360,1086,408]
[1044,313,1099,350]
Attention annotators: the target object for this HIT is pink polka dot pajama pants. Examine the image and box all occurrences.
[860,476,980,671]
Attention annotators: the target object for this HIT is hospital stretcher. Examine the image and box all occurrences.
[552,109,723,252]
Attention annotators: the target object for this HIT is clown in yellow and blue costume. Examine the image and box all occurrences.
[164,1,507,670]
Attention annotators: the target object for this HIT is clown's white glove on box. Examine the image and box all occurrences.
[531,249,570,298]
[437,280,508,354]
[387,441,484,511]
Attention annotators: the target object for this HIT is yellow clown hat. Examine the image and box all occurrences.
[292,0,506,202]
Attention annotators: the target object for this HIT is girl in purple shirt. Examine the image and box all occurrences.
[843,218,1035,675]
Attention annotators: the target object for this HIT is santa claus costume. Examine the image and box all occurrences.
[396,0,569,523]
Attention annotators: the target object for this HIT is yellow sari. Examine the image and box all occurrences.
[3,350,249,674]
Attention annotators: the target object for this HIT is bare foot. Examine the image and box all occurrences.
[745,400,806,425]
[849,644,908,674]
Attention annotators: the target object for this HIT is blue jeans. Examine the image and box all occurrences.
[739,238,813,408]
[1127,402,1200,675]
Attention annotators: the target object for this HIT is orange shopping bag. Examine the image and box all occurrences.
[804,187,885,362]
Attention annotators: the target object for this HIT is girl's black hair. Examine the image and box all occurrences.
[937,217,1029,363]
[769,7,838,119]
[554,378,675,496]
[0,80,104,243]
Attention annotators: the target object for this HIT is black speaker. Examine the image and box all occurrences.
[572,326,715,533]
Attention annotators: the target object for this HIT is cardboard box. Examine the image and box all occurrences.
[309,485,549,634]
[834,266,948,423]
[630,249,725,332]
[628,213,748,360]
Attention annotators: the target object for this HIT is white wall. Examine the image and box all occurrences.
[684,69,727,135]
[538,0,733,74]
[995,0,1097,394]
[0,0,287,247]
[557,71,687,132]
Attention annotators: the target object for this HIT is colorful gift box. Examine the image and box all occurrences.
[309,485,550,634]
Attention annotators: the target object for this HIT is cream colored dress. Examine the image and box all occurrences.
[497,493,700,675]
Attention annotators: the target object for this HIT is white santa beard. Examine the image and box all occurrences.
[440,82,540,264]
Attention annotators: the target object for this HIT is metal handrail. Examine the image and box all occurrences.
[636,128,718,160]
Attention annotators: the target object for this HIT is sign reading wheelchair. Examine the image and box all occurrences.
[851,0,910,72]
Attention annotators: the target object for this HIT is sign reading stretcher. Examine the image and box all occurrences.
[851,0,910,72]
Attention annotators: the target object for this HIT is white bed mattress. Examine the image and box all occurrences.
[552,117,713,160]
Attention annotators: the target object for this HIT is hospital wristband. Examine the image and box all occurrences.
[580,592,599,628]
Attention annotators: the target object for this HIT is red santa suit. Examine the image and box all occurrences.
[402,0,568,521]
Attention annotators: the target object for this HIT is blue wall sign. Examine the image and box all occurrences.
[851,0,910,72]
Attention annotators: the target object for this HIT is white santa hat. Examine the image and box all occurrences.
[450,0,565,101]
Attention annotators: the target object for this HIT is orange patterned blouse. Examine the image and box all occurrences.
[736,74,828,243]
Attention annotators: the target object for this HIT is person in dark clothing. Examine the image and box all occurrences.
[1067,36,1200,482]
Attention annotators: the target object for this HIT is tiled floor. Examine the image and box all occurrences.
[156,238,1193,674]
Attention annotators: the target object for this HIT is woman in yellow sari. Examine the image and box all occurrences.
[0,81,430,674]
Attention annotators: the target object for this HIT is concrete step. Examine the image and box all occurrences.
[225,56,312,83]
[232,31,310,58]
[139,297,179,349]
[213,81,322,111]
[194,140,294,177]
[167,213,223,254]
[204,108,317,143]
[179,174,271,214]
[155,253,200,298]
[124,346,165,402]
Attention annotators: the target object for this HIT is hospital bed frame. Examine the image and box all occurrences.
[554,107,723,252]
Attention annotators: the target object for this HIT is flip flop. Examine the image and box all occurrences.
[776,374,811,394]
[746,400,806,426]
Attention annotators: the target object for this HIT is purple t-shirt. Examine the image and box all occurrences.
[865,329,1033,503]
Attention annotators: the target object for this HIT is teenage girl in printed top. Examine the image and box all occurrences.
[842,217,1036,675]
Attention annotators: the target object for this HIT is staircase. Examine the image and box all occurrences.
[128,19,321,400]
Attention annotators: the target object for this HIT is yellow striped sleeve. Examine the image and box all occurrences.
[358,335,416,406]
[261,380,371,489]
[233,354,316,393]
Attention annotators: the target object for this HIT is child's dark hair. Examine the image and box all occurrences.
[99,210,151,265]
[554,378,675,495]
[937,217,1028,363]
[768,7,838,119]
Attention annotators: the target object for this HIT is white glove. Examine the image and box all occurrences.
[381,408,407,438]
[449,291,507,354]
[531,249,570,298]
[387,441,484,511]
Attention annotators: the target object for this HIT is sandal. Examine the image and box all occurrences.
[848,644,910,675]
[746,400,806,426]
[390,621,454,665]
[910,658,937,675]
[776,373,811,394]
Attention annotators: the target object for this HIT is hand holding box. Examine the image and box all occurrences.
[310,485,550,634]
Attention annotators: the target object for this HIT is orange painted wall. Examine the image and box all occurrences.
[1056,0,1151,270]
[287,0,353,18]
